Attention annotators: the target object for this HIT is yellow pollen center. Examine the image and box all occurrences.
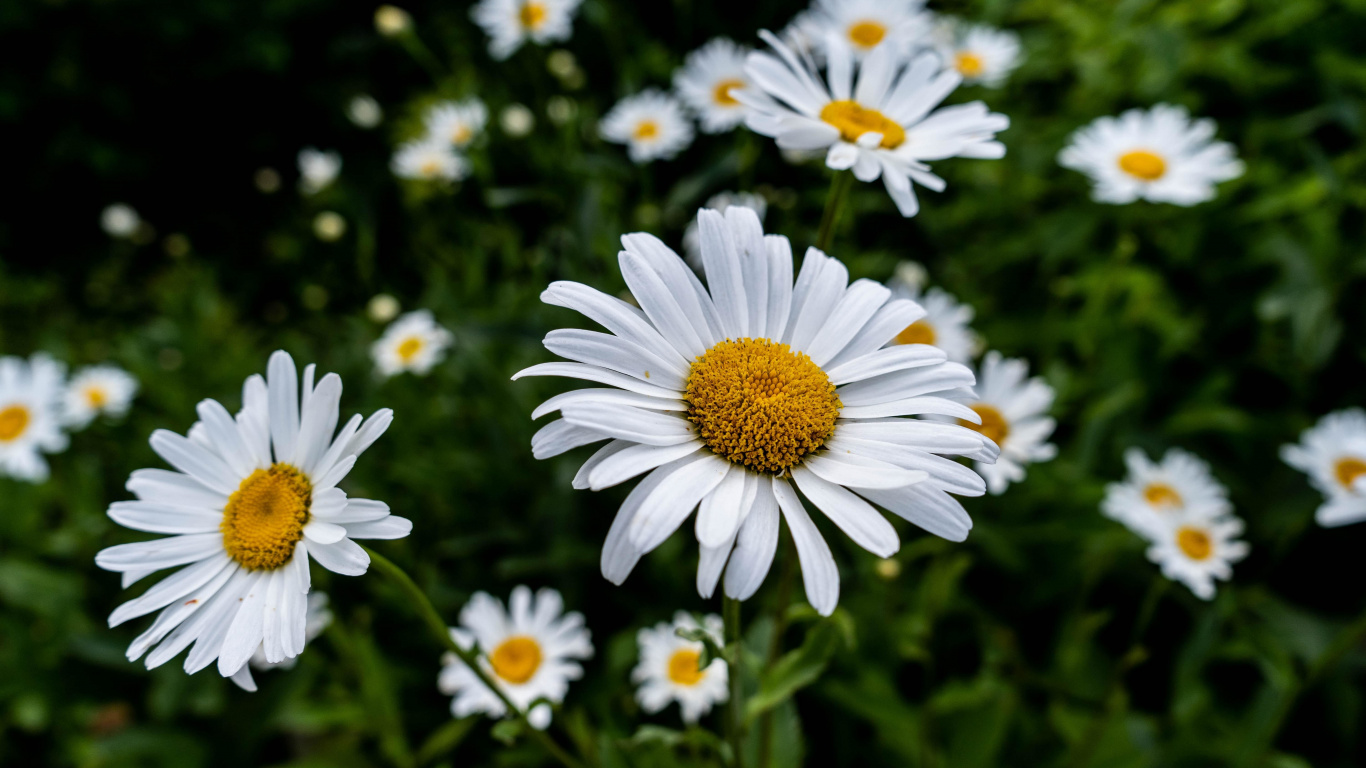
[667,649,705,686]
[819,100,905,149]
[1144,483,1183,508]
[1335,457,1366,490]
[490,636,542,684]
[958,403,1010,446]
[452,125,473,145]
[633,120,659,140]
[0,405,30,442]
[519,1,547,30]
[848,20,887,48]
[85,386,108,408]
[396,336,424,362]
[1176,526,1213,561]
[1118,150,1167,181]
[955,51,985,77]
[713,78,745,107]
[221,464,311,571]
[686,338,841,474]
[895,320,936,346]
[419,158,442,177]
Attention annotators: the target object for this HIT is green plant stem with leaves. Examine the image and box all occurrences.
[755,547,796,768]
[724,595,746,768]
[815,171,854,252]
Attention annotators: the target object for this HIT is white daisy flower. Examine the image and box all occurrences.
[95,350,412,683]
[471,0,584,61]
[796,0,933,60]
[632,611,728,724]
[371,310,454,378]
[347,94,384,129]
[683,191,768,270]
[954,351,1056,495]
[1101,448,1233,542]
[101,204,141,238]
[391,138,470,182]
[297,148,342,195]
[424,98,488,149]
[600,90,695,164]
[231,592,333,691]
[1281,409,1366,527]
[673,38,753,134]
[1145,516,1249,600]
[0,353,69,483]
[1058,104,1244,206]
[739,31,1009,217]
[63,365,139,429]
[438,586,593,730]
[933,18,1022,88]
[514,208,998,616]
[886,276,975,363]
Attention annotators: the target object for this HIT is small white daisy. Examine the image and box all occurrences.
[952,352,1056,495]
[1058,104,1244,206]
[297,148,342,195]
[471,0,584,61]
[796,0,933,60]
[424,98,488,149]
[1145,516,1249,600]
[673,38,753,134]
[391,138,470,182]
[371,310,454,378]
[1281,409,1366,527]
[632,611,728,724]
[0,353,69,483]
[933,18,1022,88]
[101,204,141,238]
[1102,448,1233,542]
[515,208,999,616]
[231,592,333,691]
[500,103,537,137]
[95,351,412,681]
[739,30,1009,217]
[63,365,139,429]
[439,586,593,730]
[886,275,976,363]
[600,90,695,164]
[347,94,384,129]
[683,191,768,270]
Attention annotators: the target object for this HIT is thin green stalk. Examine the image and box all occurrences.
[755,543,796,768]
[362,547,588,768]
[397,32,448,86]
[724,596,746,768]
[815,172,853,252]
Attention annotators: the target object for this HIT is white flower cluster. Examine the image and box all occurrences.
[392,98,488,183]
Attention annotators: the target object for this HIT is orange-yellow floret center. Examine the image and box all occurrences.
[221,463,312,571]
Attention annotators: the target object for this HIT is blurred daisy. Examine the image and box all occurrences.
[1281,409,1366,527]
[683,191,768,269]
[887,276,975,363]
[374,5,412,37]
[500,103,536,137]
[1059,104,1244,206]
[600,90,695,164]
[439,586,592,729]
[955,352,1056,495]
[740,31,1009,217]
[391,138,469,182]
[633,611,727,724]
[297,148,341,195]
[1146,516,1248,600]
[515,208,998,616]
[424,98,488,149]
[95,351,411,681]
[1102,448,1233,542]
[934,19,1021,88]
[796,0,932,59]
[231,592,333,691]
[0,353,69,483]
[63,365,138,429]
[674,38,753,134]
[101,204,141,238]
[372,310,454,377]
[347,95,383,129]
[472,0,584,61]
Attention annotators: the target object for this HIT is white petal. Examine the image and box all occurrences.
[108,501,222,534]
[96,533,223,572]
[617,253,708,359]
[561,403,695,446]
[628,454,732,552]
[542,280,689,365]
[308,537,370,576]
[791,465,900,557]
[805,279,891,366]
[217,572,269,676]
[801,453,927,490]
[773,479,839,616]
[194,399,257,479]
[588,441,704,490]
[532,420,609,459]
[107,553,233,628]
[544,329,687,390]
[267,350,301,463]
[825,344,946,385]
[856,484,973,542]
[699,209,749,339]
[532,389,685,420]
[723,475,780,600]
[149,430,240,496]
[512,362,681,399]
[127,469,225,509]
[303,520,348,544]
[695,466,748,547]
[293,373,342,474]
[824,299,926,370]
[573,440,632,490]
[344,516,413,540]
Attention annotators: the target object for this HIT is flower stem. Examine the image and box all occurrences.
[815,171,853,253]
[362,547,588,768]
[723,595,746,768]
[755,543,796,768]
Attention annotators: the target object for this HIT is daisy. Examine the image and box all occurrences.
[101,204,141,238]
[739,30,1009,217]
[231,592,333,691]
[633,611,728,724]
[297,148,341,195]
[683,191,768,270]
[0,353,69,483]
[471,0,584,61]
[796,0,933,60]
[600,90,695,164]
[439,586,593,729]
[933,18,1022,88]
[1281,409,1366,527]
[1101,448,1233,542]
[951,352,1056,495]
[391,138,469,182]
[1058,104,1244,205]
[886,273,976,363]
[1145,516,1249,600]
[514,208,998,616]
[423,98,488,149]
[371,310,454,378]
[673,38,753,134]
[95,350,411,681]
[63,364,139,429]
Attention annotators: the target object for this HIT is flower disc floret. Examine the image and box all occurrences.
[0,405,30,442]
[221,463,312,570]
[490,636,543,684]
[819,100,906,149]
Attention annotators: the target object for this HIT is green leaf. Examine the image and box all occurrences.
[415,718,477,766]
[744,610,853,723]
[490,718,524,746]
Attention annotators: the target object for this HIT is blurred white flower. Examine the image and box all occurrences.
[633,612,728,724]
[101,204,141,238]
[347,95,384,129]
[367,294,402,324]
[1146,516,1248,600]
[230,592,333,691]
[1281,409,1366,527]
[471,0,584,61]
[886,277,975,363]
[63,365,138,430]
[600,90,694,164]
[954,351,1057,495]
[424,98,488,149]
[795,0,933,60]
[933,18,1022,88]
[673,38,753,134]
[374,5,413,37]
[500,103,536,137]
[391,138,470,181]
[372,310,453,377]
[1059,105,1244,205]
[683,191,767,269]
[0,353,69,483]
[298,148,342,195]
[1102,448,1234,541]
[313,211,347,241]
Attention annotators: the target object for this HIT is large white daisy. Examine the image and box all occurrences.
[953,351,1056,495]
[471,0,583,61]
[391,138,470,182]
[673,38,753,134]
[795,0,932,60]
[232,591,333,691]
[439,586,593,729]
[95,351,412,682]
[1101,448,1233,542]
[0,353,69,483]
[514,208,998,616]
[1146,515,1249,601]
[683,191,768,270]
[886,274,976,363]
[63,364,139,429]
[633,611,728,724]
[933,18,1022,88]
[423,98,488,149]
[1058,104,1244,206]
[371,310,454,378]
[600,90,695,164]
[739,31,1009,217]
[297,148,341,195]
[1281,409,1366,527]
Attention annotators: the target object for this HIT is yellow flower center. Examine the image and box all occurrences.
[490,636,543,684]
[519,1,547,30]
[396,336,424,363]
[0,405,31,442]
[1118,150,1167,181]
[712,78,745,107]
[1335,457,1366,490]
[1176,526,1213,561]
[819,100,906,149]
[85,386,108,409]
[667,648,705,686]
[958,403,1010,446]
[419,158,442,178]
[847,20,887,49]
[686,338,841,474]
[955,51,985,78]
[452,125,473,145]
[633,120,660,140]
[894,320,936,346]
[1144,483,1183,508]
[221,464,312,571]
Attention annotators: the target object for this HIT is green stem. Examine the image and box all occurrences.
[397,32,448,87]
[724,596,746,768]
[755,543,796,768]
[362,547,588,768]
[815,172,853,253]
